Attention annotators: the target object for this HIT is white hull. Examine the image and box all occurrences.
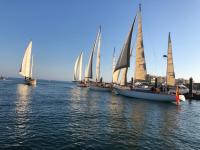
[89,85,111,92]
[115,87,185,102]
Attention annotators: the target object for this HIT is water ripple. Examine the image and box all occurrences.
[0,79,200,149]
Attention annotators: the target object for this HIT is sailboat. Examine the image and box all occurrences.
[88,27,112,92]
[113,5,185,103]
[0,75,6,80]
[19,41,37,86]
[73,52,83,82]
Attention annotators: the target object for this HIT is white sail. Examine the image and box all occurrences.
[85,29,100,81]
[19,41,32,78]
[73,52,83,81]
[73,55,79,80]
[85,47,95,80]
[96,27,101,81]
[79,52,83,81]
[166,32,175,86]
[134,5,147,81]
[113,70,120,83]
[30,55,33,78]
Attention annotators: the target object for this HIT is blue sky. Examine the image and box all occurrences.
[0,0,199,82]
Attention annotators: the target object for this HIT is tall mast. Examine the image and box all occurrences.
[134,4,147,81]
[166,32,175,86]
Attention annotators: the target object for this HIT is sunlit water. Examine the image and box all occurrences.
[0,79,200,150]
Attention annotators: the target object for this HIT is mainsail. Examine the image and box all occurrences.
[19,41,32,78]
[73,52,83,81]
[114,15,136,72]
[134,5,147,81]
[166,32,175,86]
[96,27,101,81]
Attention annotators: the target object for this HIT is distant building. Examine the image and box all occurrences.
[146,74,190,85]
[175,78,189,85]
[146,74,165,84]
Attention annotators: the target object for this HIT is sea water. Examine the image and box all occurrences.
[0,78,200,149]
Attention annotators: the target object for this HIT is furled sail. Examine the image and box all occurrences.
[73,52,83,81]
[134,5,147,81]
[114,15,136,72]
[96,27,101,81]
[166,32,175,86]
[19,41,32,78]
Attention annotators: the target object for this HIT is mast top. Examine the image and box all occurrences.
[99,25,101,32]
[139,3,142,12]
[168,32,171,43]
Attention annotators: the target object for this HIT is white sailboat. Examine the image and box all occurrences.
[19,41,37,85]
[73,52,83,82]
[88,27,112,92]
[113,5,185,103]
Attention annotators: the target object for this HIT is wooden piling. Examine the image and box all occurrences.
[189,77,193,99]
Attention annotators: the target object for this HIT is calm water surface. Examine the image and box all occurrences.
[0,79,200,150]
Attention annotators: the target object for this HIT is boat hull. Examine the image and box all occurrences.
[25,79,37,86]
[89,85,111,92]
[115,87,185,102]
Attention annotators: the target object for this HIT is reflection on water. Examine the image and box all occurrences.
[0,80,200,149]
[15,84,31,139]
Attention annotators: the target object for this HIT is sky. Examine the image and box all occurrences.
[0,0,199,82]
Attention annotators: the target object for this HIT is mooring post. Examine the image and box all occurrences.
[131,77,133,85]
[155,78,158,88]
[189,77,193,99]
